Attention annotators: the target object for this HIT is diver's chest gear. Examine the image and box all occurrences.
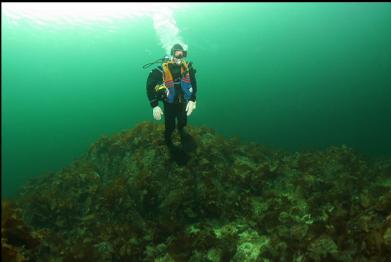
[161,61,193,104]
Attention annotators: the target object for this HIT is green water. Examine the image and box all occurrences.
[2,3,391,198]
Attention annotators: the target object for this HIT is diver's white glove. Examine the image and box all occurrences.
[186,101,196,116]
[153,106,164,120]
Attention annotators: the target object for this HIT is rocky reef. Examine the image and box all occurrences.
[2,121,391,261]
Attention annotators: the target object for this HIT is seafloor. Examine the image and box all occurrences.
[2,121,391,261]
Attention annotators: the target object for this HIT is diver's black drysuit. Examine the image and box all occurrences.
[146,62,197,146]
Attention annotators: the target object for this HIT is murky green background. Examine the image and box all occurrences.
[2,3,391,197]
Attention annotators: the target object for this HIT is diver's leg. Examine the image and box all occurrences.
[177,102,188,134]
[163,102,175,147]
[164,102,189,165]
[177,102,196,151]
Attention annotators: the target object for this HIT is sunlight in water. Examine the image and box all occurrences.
[2,2,189,53]
[2,3,185,22]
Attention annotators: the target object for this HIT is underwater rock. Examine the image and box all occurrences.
[307,236,338,261]
[8,121,391,261]
[232,229,270,262]
[1,200,42,262]
[384,227,391,247]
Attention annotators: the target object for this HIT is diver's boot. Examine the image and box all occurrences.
[165,132,188,165]
[179,128,191,143]
[164,132,174,148]
[179,128,197,152]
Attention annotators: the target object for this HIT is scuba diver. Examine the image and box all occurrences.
[144,43,198,165]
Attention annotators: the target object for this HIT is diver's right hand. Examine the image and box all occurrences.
[153,106,164,120]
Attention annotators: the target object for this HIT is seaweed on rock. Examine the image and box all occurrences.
[5,121,391,261]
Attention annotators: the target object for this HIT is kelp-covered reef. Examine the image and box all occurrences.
[2,121,391,261]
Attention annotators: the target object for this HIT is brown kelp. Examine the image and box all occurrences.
[3,121,391,261]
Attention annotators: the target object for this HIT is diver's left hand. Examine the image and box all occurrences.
[186,101,196,116]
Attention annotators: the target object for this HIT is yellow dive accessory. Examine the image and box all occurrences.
[155,84,170,100]
[155,84,167,92]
